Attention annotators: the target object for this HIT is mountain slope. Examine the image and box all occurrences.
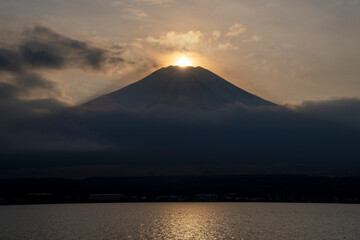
[84,66,275,109]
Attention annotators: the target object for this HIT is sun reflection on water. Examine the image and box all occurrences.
[138,203,238,239]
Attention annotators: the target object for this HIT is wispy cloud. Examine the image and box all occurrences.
[124,8,149,18]
[226,23,246,37]
[217,42,237,51]
[110,1,149,19]
[142,25,247,54]
[212,30,221,40]
[145,31,203,51]
[243,35,263,42]
[135,0,171,4]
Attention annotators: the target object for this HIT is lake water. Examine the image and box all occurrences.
[0,203,359,239]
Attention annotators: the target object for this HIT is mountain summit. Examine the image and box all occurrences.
[84,66,275,109]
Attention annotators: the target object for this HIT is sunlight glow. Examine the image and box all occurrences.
[174,57,193,67]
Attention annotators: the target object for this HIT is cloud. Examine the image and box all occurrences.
[0,72,64,113]
[136,0,171,4]
[0,25,120,74]
[212,30,221,40]
[113,23,262,74]
[124,8,149,18]
[0,82,20,101]
[243,35,263,42]
[143,28,243,54]
[250,35,263,42]
[141,23,255,56]
[0,25,129,119]
[1,96,360,177]
[14,73,57,93]
[226,23,246,37]
[251,35,263,41]
[111,0,161,19]
[294,98,360,130]
[0,80,68,125]
[145,31,203,52]
[113,0,171,6]
[0,48,22,73]
[217,42,238,51]
[0,25,132,79]
[20,25,110,71]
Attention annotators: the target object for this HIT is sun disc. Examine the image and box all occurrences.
[174,57,192,67]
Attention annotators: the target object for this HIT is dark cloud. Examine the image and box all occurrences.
[1,98,360,177]
[0,82,20,100]
[20,25,110,71]
[85,49,107,70]
[0,88,68,124]
[0,25,126,122]
[0,72,65,131]
[0,25,124,74]
[0,72,59,101]
[0,48,22,73]
[25,25,88,49]
[15,73,57,90]
[295,98,360,130]
[19,41,65,69]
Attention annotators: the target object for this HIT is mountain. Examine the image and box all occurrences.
[84,66,275,110]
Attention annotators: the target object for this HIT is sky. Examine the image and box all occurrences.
[1,0,360,105]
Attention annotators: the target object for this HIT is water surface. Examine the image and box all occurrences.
[0,203,359,239]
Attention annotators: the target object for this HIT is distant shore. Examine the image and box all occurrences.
[1,175,360,205]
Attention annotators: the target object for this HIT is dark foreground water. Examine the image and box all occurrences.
[0,203,359,240]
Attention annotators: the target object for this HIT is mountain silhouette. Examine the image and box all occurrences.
[84,66,275,109]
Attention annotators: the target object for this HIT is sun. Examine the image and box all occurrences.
[174,57,193,67]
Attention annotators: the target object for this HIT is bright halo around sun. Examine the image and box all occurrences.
[174,57,193,67]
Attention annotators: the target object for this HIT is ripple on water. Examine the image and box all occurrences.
[0,203,360,240]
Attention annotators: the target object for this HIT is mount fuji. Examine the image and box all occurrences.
[84,66,275,110]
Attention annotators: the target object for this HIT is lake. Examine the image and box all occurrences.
[0,203,359,239]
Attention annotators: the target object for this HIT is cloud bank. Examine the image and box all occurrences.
[1,96,360,177]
